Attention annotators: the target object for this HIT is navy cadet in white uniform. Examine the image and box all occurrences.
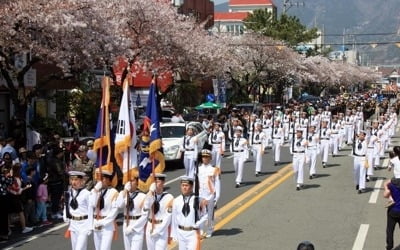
[63,171,93,250]
[90,170,119,250]
[305,125,319,179]
[171,176,207,250]
[144,173,174,250]
[251,122,266,177]
[197,149,220,238]
[114,174,148,250]
[353,130,368,194]
[180,125,198,178]
[231,126,248,188]
[290,128,308,191]
[208,122,225,169]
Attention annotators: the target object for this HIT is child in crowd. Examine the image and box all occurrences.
[36,174,52,226]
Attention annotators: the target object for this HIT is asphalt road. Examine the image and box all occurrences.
[2,131,399,250]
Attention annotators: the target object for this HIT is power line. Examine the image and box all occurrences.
[323,32,398,37]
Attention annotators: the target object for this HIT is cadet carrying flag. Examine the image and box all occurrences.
[114,78,138,184]
[138,79,165,191]
[93,77,114,181]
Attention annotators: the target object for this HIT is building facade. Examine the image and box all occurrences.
[213,0,277,35]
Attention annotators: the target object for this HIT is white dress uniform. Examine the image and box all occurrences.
[353,138,368,193]
[180,135,198,178]
[170,194,207,250]
[355,111,364,133]
[380,122,390,157]
[252,129,267,175]
[322,111,331,124]
[290,134,307,189]
[306,132,319,178]
[208,129,225,169]
[272,126,284,164]
[115,190,148,250]
[144,191,174,250]
[282,113,291,140]
[330,122,340,156]
[319,126,331,167]
[299,117,309,135]
[338,118,346,149]
[198,162,220,237]
[90,187,119,250]
[366,131,378,180]
[261,117,272,147]
[64,188,93,250]
[344,115,355,144]
[231,134,248,186]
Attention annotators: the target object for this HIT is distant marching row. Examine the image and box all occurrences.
[199,105,398,191]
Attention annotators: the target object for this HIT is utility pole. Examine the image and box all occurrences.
[283,0,305,14]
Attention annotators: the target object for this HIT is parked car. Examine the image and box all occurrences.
[161,121,208,165]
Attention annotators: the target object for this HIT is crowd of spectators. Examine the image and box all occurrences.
[0,130,95,242]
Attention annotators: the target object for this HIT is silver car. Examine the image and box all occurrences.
[161,121,208,164]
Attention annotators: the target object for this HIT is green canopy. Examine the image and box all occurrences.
[195,101,221,110]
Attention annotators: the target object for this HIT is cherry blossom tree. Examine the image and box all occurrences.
[0,0,226,115]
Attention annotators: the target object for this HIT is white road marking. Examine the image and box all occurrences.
[368,179,383,204]
[382,158,389,168]
[352,224,369,250]
[4,223,68,250]
[165,176,181,185]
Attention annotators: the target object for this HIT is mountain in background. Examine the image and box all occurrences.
[215,0,400,66]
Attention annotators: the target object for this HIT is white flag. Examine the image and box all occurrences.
[114,79,138,184]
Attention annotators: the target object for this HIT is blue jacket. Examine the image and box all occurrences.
[389,178,400,213]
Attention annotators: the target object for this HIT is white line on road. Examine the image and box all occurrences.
[382,158,389,168]
[4,223,68,250]
[165,176,181,185]
[368,179,383,204]
[352,224,369,250]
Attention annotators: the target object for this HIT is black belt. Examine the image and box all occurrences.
[353,154,365,157]
[293,151,305,153]
[273,137,281,139]
[234,150,244,152]
[71,215,88,221]
[178,225,197,231]
[94,215,106,219]
[320,138,330,140]
[252,143,261,144]
[125,215,141,220]
[185,149,194,151]
[148,218,163,224]
[367,147,374,149]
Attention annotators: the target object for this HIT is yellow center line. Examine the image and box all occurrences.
[215,164,293,216]
[168,164,293,249]
[215,169,293,230]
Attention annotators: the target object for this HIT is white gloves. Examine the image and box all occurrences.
[87,230,92,236]
[87,150,97,162]
[94,181,103,191]
[64,218,70,223]
[125,225,134,235]
[124,182,132,192]
[149,183,156,193]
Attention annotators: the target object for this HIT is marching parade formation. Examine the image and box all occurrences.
[1,73,400,250]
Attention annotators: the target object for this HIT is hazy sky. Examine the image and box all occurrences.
[214,0,228,4]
